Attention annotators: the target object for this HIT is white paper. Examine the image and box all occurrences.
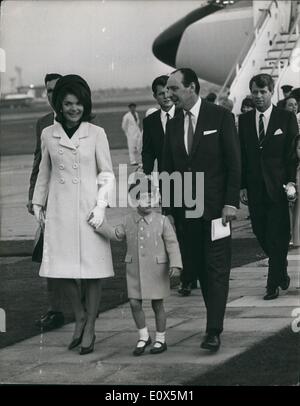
[211,218,231,241]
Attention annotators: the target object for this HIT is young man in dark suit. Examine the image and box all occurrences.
[142,75,175,175]
[27,73,65,330]
[162,68,241,351]
[239,74,298,300]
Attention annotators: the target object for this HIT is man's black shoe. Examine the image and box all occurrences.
[178,283,191,296]
[280,275,290,291]
[190,280,198,289]
[200,334,221,352]
[263,287,279,300]
[35,311,65,330]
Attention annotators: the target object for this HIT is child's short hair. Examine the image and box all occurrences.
[128,177,153,201]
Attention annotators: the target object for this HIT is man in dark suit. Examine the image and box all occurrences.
[27,73,65,330]
[239,74,298,300]
[162,68,241,351]
[142,75,175,176]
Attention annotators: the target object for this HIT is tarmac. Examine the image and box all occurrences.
[0,150,299,385]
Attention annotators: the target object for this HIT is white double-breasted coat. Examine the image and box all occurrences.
[32,121,115,279]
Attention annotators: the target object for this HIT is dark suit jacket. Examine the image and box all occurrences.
[162,99,241,221]
[239,106,298,205]
[28,112,54,201]
[142,109,165,175]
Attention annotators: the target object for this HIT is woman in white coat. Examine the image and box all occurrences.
[32,75,115,355]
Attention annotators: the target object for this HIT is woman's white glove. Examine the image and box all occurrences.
[33,204,45,227]
[87,171,114,228]
[87,205,106,228]
[169,267,182,278]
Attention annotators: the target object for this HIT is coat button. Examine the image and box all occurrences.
[58,148,63,154]
[72,178,79,184]
[59,164,64,170]
[73,163,79,169]
[59,178,65,184]
[188,167,192,171]
[140,227,144,231]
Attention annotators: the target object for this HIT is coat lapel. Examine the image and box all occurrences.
[52,122,88,150]
[72,122,89,148]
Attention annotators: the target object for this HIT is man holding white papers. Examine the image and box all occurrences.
[239,74,298,301]
[162,68,241,352]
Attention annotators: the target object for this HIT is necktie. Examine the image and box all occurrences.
[165,112,170,133]
[259,113,265,144]
[186,110,194,154]
[132,112,137,122]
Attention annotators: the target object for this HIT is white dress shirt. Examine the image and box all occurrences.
[255,104,273,139]
[160,105,175,133]
[184,97,202,153]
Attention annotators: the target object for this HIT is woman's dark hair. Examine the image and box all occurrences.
[128,177,153,200]
[283,95,298,110]
[290,88,300,103]
[54,83,93,123]
[241,96,254,112]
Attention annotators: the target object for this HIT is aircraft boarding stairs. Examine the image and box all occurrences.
[218,0,300,115]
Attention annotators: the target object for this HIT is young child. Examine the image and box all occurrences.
[90,179,182,355]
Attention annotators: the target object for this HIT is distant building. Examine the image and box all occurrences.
[17,85,46,98]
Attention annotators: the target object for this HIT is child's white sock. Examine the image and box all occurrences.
[137,327,149,347]
[154,331,165,348]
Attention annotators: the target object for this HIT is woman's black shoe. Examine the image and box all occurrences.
[68,320,86,350]
[80,334,96,355]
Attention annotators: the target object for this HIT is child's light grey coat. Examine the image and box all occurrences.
[95,211,182,299]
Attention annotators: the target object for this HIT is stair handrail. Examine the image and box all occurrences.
[216,0,277,101]
[270,11,300,76]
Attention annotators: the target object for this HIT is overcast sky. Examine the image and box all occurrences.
[0,0,203,92]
